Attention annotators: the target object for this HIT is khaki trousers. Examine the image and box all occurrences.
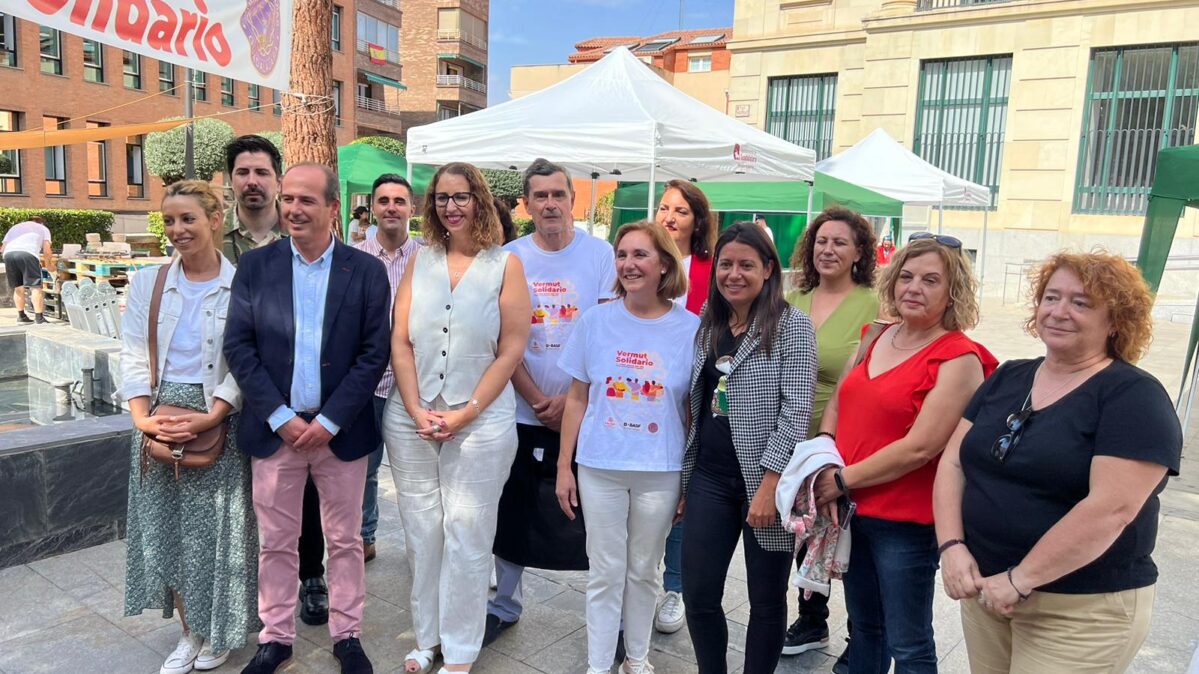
[961,585,1155,674]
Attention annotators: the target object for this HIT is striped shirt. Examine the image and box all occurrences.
[354,232,422,398]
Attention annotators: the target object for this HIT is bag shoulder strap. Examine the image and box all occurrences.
[146,262,171,393]
[852,320,892,369]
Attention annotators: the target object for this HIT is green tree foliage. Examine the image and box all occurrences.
[482,168,523,201]
[0,154,12,175]
[254,131,284,157]
[144,117,235,184]
[0,208,113,246]
[351,135,406,156]
[146,211,167,253]
[594,190,615,227]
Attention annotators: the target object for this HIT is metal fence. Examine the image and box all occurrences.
[1074,43,1199,215]
[356,95,401,116]
[436,74,487,94]
[765,74,838,161]
[914,55,1012,209]
[916,0,1016,10]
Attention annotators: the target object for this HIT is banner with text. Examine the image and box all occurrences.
[11,0,293,91]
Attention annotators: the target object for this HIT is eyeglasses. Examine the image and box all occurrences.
[434,192,473,208]
[991,393,1033,463]
[908,232,963,249]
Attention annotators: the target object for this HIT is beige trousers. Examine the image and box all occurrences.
[961,585,1155,674]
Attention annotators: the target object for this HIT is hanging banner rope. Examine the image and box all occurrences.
[10,0,293,90]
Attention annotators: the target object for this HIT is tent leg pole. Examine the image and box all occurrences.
[589,175,598,236]
[980,209,989,294]
[805,180,814,227]
[937,202,944,234]
[1183,344,1199,433]
[648,126,658,220]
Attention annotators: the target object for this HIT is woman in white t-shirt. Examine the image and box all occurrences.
[557,220,701,674]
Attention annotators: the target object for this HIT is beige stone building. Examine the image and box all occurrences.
[728,0,1199,296]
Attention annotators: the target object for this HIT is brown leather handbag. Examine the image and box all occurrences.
[140,263,227,479]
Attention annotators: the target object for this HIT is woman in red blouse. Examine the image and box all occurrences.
[813,234,997,673]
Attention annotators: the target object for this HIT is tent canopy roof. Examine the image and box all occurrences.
[1150,144,1199,206]
[613,173,903,217]
[407,47,815,183]
[815,128,991,207]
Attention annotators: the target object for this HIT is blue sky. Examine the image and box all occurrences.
[486,0,735,104]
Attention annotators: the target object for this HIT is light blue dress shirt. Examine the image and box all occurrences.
[268,238,341,436]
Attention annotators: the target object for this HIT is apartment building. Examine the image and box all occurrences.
[728,0,1199,291]
[397,0,489,128]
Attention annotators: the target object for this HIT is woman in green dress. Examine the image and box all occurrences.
[119,180,258,674]
[781,207,881,668]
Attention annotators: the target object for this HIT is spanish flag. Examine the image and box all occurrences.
[369,43,386,64]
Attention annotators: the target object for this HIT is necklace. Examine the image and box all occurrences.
[890,323,941,351]
[1031,361,1099,408]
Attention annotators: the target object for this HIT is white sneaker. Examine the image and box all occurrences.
[653,591,686,634]
[622,658,656,674]
[193,640,230,671]
[160,632,202,674]
[490,559,498,590]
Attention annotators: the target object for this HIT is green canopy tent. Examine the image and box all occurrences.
[1134,144,1199,423]
[612,174,904,263]
[337,143,434,238]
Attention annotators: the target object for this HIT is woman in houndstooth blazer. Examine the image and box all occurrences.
[679,222,818,674]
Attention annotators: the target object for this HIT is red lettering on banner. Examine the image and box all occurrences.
[114,0,149,44]
[204,22,231,67]
[27,0,71,14]
[90,0,115,31]
[174,9,198,56]
[146,2,176,52]
[69,0,91,26]
[193,14,209,60]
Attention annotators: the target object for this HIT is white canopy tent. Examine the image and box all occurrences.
[406,47,816,218]
[815,128,993,278]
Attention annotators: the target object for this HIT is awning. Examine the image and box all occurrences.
[0,118,191,150]
[437,53,486,70]
[364,72,408,90]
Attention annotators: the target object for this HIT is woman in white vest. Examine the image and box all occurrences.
[384,161,531,674]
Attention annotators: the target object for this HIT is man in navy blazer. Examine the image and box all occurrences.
[224,163,389,674]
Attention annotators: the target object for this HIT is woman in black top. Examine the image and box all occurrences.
[679,222,818,674]
[933,251,1182,673]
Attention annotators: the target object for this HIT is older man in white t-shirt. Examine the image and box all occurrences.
[2,216,53,324]
[484,159,618,647]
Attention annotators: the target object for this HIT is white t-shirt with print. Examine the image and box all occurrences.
[558,300,700,472]
[505,229,617,426]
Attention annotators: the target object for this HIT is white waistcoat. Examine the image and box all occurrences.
[409,244,513,410]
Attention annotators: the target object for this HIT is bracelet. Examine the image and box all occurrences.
[937,539,966,556]
[1007,566,1031,602]
[833,468,849,495]
[815,431,836,441]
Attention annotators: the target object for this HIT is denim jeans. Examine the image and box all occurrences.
[663,521,684,593]
[361,395,387,544]
[682,467,791,674]
[843,515,938,674]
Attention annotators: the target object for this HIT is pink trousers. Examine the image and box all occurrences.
[251,444,368,644]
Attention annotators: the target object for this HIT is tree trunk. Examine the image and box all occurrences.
[283,0,336,170]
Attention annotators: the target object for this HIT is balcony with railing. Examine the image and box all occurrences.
[366,0,401,10]
[357,95,402,117]
[916,0,1017,10]
[437,74,487,94]
[436,29,487,51]
[357,39,401,66]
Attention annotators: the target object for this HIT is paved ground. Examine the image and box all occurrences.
[2,299,1198,673]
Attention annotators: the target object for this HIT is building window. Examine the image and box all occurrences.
[159,61,176,93]
[356,12,400,64]
[438,106,457,121]
[1075,43,1199,215]
[914,55,1012,208]
[248,84,261,110]
[86,121,108,197]
[40,26,62,75]
[0,14,17,69]
[0,110,21,194]
[766,74,838,161]
[192,70,207,101]
[83,39,104,82]
[123,51,142,89]
[332,5,342,51]
[273,89,282,116]
[221,77,235,106]
[688,54,712,73]
[332,80,342,125]
[126,135,145,198]
[43,116,67,196]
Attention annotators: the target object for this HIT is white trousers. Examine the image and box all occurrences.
[578,465,681,670]
[383,395,518,665]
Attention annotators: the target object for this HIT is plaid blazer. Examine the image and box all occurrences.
[682,305,818,552]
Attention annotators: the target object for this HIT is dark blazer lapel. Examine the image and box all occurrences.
[321,242,355,354]
[272,241,296,359]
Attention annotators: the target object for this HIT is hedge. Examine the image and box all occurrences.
[146,211,168,253]
[0,208,113,246]
[351,135,405,156]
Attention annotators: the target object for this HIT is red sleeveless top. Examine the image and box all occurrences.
[685,255,713,315]
[836,329,998,524]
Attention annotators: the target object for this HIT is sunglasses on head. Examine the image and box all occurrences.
[908,232,963,249]
[991,392,1033,463]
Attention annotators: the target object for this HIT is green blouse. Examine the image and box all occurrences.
[786,285,881,437]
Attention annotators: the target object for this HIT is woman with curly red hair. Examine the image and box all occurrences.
[933,251,1182,673]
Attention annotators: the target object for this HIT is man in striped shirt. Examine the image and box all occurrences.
[353,173,422,563]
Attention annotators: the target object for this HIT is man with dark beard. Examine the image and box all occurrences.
[222,135,284,264]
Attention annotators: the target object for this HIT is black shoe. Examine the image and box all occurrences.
[34,314,47,324]
[299,576,329,626]
[482,613,518,648]
[240,642,292,674]
[781,616,829,656]
[17,312,32,325]
[614,628,625,665]
[832,640,850,674]
[333,637,373,674]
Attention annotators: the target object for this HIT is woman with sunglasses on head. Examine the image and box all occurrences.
[680,222,817,673]
[384,162,532,674]
[812,234,997,673]
[933,252,1180,673]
